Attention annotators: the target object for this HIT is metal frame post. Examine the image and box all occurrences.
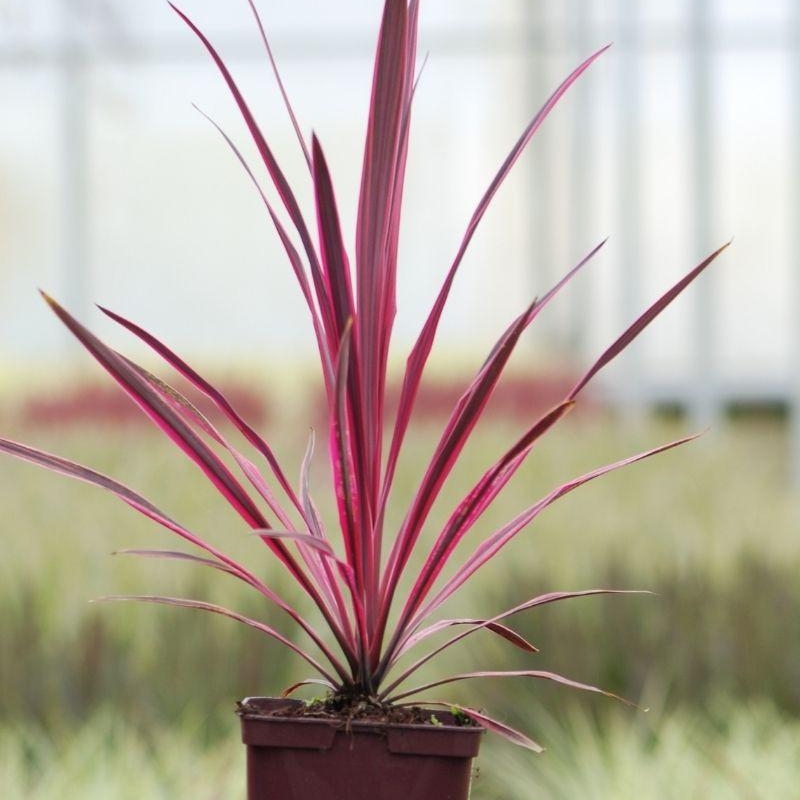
[688,0,719,426]
[58,0,90,325]
[617,0,644,418]
[792,2,800,487]
[524,0,556,339]
[569,0,593,361]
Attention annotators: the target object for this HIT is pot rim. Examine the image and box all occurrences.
[237,696,485,736]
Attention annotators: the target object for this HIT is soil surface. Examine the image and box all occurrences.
[237,695,477,728]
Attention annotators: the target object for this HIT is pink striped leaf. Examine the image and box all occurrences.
[0,440,258,592]
[369,24,425,591]
[369,15,425,580]
[100,304,309,517]
[330,322,359,579]
[381,590,646,693]
[96,595,338,684]
[569,241,731,399]
[0,436,355,677]
[245,0,311,170]
[379,241,606,636]
[326,325,370,660]
[249,530,357,589]
[250,529,337,556]
[39,293,360,658]
[356,0,409,487]
[299,430,326,541]
[365,21,427,615]
[299,430,353,639]
[396,399,576,629]
[169,3,335,341]
[312,133,374,582]
[300,431,351,614]
[121,360,348,619]
[379,47,611,529]
[417,434,699,625]
[43,294,274,531]
[375,0,421,384]
[111,549,348,638]
[331,323,373,659]
[119,355,298,531]
[312,133,356,344]
[114,549,241,576]
[379,301,534,605]
[0,430,257,584]
[0,438,242,570]
[190,106,334,386]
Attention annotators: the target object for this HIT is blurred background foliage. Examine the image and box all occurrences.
[1,378,797,797]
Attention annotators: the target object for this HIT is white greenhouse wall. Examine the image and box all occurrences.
[0,0,797,468]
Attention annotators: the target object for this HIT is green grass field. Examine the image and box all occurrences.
[1,406,797,797]
[3,702,798,799]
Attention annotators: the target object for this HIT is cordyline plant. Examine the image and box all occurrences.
[0,1,728,750]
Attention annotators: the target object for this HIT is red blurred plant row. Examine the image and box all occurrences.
[18,379,269,430]
[14,369,594,431]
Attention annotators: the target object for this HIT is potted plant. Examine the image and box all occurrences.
[0,2,727,798]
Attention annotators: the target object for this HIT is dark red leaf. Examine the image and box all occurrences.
[413,702,543,753]
[388,669,640,710]
[395,618,538,659]
[380,589,644,695]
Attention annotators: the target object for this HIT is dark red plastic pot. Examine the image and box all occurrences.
[238,697,484,800]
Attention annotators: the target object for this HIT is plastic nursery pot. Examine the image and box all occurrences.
[238,697,484,800]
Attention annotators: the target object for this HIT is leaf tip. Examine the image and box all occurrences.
[92,595,125,604]
[39,289,57,309]
[707,239,733,262]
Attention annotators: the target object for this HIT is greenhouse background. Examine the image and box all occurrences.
[1,1,797,458]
